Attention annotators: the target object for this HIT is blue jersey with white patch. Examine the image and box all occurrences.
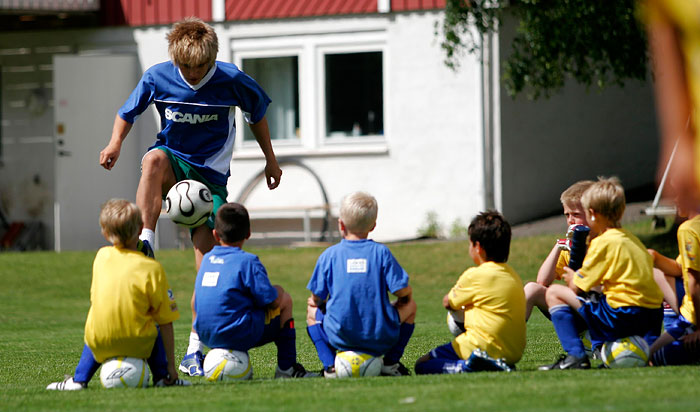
[307,239,410,356]
[118,61,271,186]
[193,246,278,351]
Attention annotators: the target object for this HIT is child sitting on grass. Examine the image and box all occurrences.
[414,211,526,374]
[193,202,316,378]
[306,191,417,377]
[524,180,593,321]
[47,199,187,390]
[648,188,700,366]
[540,177,663,370]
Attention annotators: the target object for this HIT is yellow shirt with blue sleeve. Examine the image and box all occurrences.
[677,215,700,324]
[84,246,180,363]
[574,228,663,309]
[448,261,526,365]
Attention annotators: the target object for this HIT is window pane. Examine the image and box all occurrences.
[325,51,383,137]
[242,56,299,141]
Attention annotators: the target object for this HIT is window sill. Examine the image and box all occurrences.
[233,141,389,159]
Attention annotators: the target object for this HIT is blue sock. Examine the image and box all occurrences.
[306,324,336,369]
[147,327,169,383]
[275,319,297,370]
[415,358,467,375]
[384,323,415,365]
[74,344,101,384]
[550,305,586,358]
[651,340,700,366]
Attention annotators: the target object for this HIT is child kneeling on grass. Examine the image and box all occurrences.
[415,211,526,374]
[540,177,663,370]
[306,191,417,377]
[47,199,188,390]
[193,203,316,378]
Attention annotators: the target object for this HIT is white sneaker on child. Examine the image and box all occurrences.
[46,376,85,391]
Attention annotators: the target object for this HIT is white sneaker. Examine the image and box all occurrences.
[46,376,85,391]
[274,363,319,378]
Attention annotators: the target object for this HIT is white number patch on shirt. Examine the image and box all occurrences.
[202,272,220,287]
[346,259,368,273]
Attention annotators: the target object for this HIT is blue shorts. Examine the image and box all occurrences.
[254,315,282,348]
[576,294,662,347]
[665,314,695,340]
[429,342,461,361]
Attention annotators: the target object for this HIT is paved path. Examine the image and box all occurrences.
[511,201,653,238]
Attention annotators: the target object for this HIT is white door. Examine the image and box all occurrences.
[53,55,140,251]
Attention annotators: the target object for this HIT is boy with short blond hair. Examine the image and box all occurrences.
[306,192,417,377]
[47,199,186,390]
[524,180,594,321]
[193,203,316,378]
[414,211,526,374]
[540,177,663,370]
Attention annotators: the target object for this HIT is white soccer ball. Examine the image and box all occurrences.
[601,335,650,368]
[165,179,213,228]
[334,351,383,378]
[203,349,252,381]
[99,357,150,388]
[447,309,466,337]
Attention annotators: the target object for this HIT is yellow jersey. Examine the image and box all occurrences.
[84,246,180,362]
[574,228,662,309]
[677,215,700,324]
[448,261,526,365]
[644,0,700,185]
[554,249,570,281]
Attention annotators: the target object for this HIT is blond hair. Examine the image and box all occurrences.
[340,192,378,233]
[581,177,626,226]
[167,17,218,67]
[99,199,142,247]
[560,180,595,206]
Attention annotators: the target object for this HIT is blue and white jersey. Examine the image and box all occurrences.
[118,61,271,186]
[307,239,410,356]
[193,246,278,351]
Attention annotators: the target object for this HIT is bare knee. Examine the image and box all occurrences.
[400,299,417,324]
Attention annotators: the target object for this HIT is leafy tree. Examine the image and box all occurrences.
[439,0,649,99]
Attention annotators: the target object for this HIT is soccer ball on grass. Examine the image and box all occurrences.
[334,351,383,378]
[600,335,649,368]
[99,356,149,388]
[165,179,213,228]
[203,349,253,381]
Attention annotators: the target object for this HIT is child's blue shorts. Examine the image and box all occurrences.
[576,294,662,347]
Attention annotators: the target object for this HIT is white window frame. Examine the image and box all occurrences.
[230,29,389,159]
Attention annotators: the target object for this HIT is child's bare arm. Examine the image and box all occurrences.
[158,322,178,382]
[392,286,413,307]
[649,331,675,355]
[562,267,586,296]
[537,244,563,286]
[681,269,700,350]
[648,248,682,276]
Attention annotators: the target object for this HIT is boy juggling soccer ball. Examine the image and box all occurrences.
[414,211,526,375]
[540,177,664,370]
[306,192,417,377]
[193,203,317,378]
[99,17,282,376]
[47,199,188,390]
[523,180,594,321]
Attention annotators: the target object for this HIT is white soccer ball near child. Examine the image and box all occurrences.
[447,309,466,337]
[203,349,253,381]
[600,335,649,368]
[334,351,383,378]
[165,179,213,228]
[99,357,150,388]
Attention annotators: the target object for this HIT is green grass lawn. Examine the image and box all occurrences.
[0,217,697,411]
